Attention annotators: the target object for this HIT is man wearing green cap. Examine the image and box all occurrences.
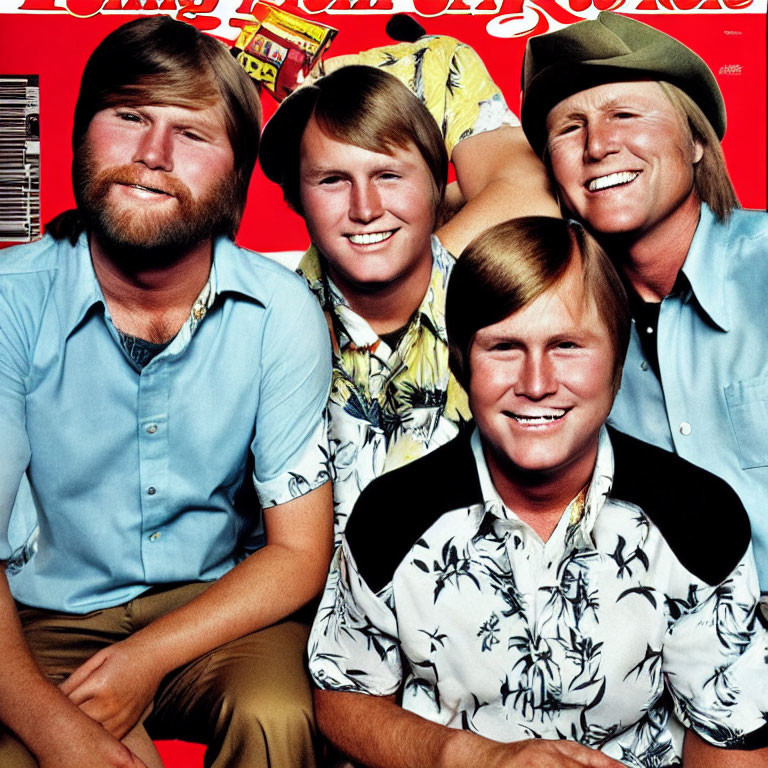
[521,13,768,609]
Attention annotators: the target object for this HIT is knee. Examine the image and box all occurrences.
[218,674,315,739]
[209,676,316,767]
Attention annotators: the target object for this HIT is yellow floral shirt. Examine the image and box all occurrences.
[299,237,471,542]
[325,35,519,157]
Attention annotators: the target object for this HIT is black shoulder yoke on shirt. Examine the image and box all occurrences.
[345,427,482,594]
[346,427,753,593]
[608,427,752,586]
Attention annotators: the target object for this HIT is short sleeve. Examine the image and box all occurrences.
[0,285,34,561]
[663,545,768,748]
[308,539,403,695]
[251,286,332,508]
[439,41,519,156]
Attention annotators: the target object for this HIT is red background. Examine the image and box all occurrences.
[0,10,765,255]
[0,6,765,763]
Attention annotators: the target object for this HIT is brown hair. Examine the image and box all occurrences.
[259,65,447,218]
[446,217,630,393]
[657,81,739,221]
[48,16,261,241]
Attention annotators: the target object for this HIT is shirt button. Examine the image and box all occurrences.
[640,361,649,371]
[146,424,158,434]
[679,422,692,436]
[147,486,157,495]
[149,532,161,542]
[646,326,654,334]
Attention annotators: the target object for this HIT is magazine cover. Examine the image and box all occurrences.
[0,1,765,252]
[0,2,765,764]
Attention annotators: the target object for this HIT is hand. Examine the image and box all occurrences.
[35,707,147,768]
[59,638,164,740]
[482,738,624,768]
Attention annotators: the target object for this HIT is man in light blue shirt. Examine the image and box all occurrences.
[0,16,332,768]
[520,10,768,608]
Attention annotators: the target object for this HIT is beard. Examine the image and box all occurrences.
[73,144,242,269]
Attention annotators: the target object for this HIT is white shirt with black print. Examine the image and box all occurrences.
[309,426,768,766]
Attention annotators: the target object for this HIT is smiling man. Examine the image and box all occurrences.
[308,217,768,768]
[260,66,472,542]
[0,16,332,768]
[520,12,768,603]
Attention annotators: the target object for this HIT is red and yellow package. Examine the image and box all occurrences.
[232,3,338,101]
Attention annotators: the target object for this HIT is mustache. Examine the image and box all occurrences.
[89,165,193,205]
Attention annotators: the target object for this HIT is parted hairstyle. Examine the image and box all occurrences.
[259,65,448,218]
[446,217,631,393]
[48,15,261,241]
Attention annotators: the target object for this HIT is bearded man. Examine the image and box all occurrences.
[0,16,332,768]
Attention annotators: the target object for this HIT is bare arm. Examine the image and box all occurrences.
[0,568,146,768]
[683,729,768,767]
[61,482,333,738]
[315,689,623,768]
[435,126,560,256]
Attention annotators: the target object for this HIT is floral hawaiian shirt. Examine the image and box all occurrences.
[326,35,519,157]
[298,236,470,543]
[309,426,768,765]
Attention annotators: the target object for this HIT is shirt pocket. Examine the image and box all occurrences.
[725,375,768,468]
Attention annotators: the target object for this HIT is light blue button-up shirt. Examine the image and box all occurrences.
[609,204,768,590]
[0,233,331,613]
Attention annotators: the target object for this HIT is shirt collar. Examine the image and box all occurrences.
[59,232,107,337]
[680,203,731,332]
[209,236,267,305]
[61,234,264,337]
[469,425,615,550]
[297,235,453,351]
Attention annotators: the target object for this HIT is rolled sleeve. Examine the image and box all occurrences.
[663,546,768,748]
[251,289,332,508]
[308,540,403,695]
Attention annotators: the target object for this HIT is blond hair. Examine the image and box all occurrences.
[446,217,630,393]
[657,81,739,221]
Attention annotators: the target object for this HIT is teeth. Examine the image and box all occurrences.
[348,231,394,245]
[588,171,639,192]
[131,184,165,194]
[510,410,566,424]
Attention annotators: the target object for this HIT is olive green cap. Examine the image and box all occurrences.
[520,12,726,157]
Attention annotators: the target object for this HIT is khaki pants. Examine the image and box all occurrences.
[0,582,317,768]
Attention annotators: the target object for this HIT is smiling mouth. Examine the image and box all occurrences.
[120,182,172,196]
[587,171,640,192]
[346,230,396,245]
[505,409,568,425]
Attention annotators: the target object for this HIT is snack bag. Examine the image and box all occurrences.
[233,3,338,101]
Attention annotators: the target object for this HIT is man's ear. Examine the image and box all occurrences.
[692,139,704,165]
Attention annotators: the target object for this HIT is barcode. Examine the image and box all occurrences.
[0,75,40,243]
